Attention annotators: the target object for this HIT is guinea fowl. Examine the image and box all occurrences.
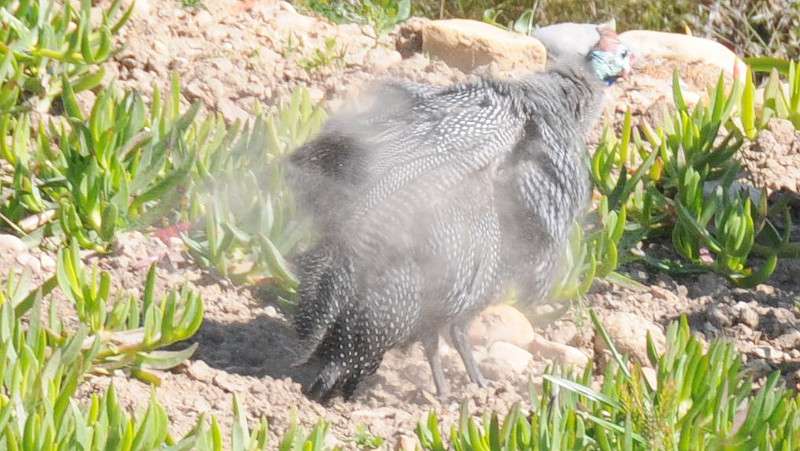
[286,28,633,403]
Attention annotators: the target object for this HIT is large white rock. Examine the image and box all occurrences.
[422,19,547,75]
[618,30,747,79]
[468,304,536,349]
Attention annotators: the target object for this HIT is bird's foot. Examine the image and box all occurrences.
[449,322,489,389]
[304,363,344,405]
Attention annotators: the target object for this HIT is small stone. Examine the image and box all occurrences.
[486,341,533,373]
[39,254,56,271]
[468,304,535,348]
[0,234,25,253]
[595,312,665,367]
[187,360,213,382]
[774,330,800,350]
[707,304,732,328]
[755,284,776,296]
[753,346,783,361]
[528,334,589,369]
[736,303,760,328]
[264,305,279,318]
[15,253,41,273]
[395,435,418,451]
[17,210,55,232]
[546,322,579,346]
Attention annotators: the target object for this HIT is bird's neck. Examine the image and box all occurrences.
[543,59,608,136]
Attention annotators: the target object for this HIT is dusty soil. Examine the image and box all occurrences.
[3,0,799,448]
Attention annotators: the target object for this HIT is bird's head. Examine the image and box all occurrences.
[587,26,633,85]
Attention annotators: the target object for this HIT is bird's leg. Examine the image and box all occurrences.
[421,333,450,399]
[305,362,343,405]
[449,321,487,388]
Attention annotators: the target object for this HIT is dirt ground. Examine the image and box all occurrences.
[3,0,800,448]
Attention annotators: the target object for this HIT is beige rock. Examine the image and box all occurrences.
[18,210,55,232]
[187,360,213,382]
[422,19,546,76]
[529,334,590,370]
[775,330,800,350]
[468,304,535,348]
[15,253,41,274]
[485,341,533,374]
[736,302,760,329]
[395,435,418,451]
[594,312,665,367]
[0,234,25,254]
[39,254,56,272]
[618,30,747,79]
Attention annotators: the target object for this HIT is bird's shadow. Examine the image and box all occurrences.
[188,309,323,388]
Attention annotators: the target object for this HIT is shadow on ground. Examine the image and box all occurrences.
[190,312,323,388]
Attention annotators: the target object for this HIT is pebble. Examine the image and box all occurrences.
[187,360,214,382]
[595,311,666,367]
[707,304,732,328]
[0,234,25,253]
[529,334,590,370]
[468,304,535,349]
[484,341,533,374]
[753,346,783,361]
[774,330,800,350]
[736,303,760,328]
[15,253,41,273]
[39,254,56,271]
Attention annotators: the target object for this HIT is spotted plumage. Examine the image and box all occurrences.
[285,31,633,403]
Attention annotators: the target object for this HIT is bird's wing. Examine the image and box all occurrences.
[336,80,528,262]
